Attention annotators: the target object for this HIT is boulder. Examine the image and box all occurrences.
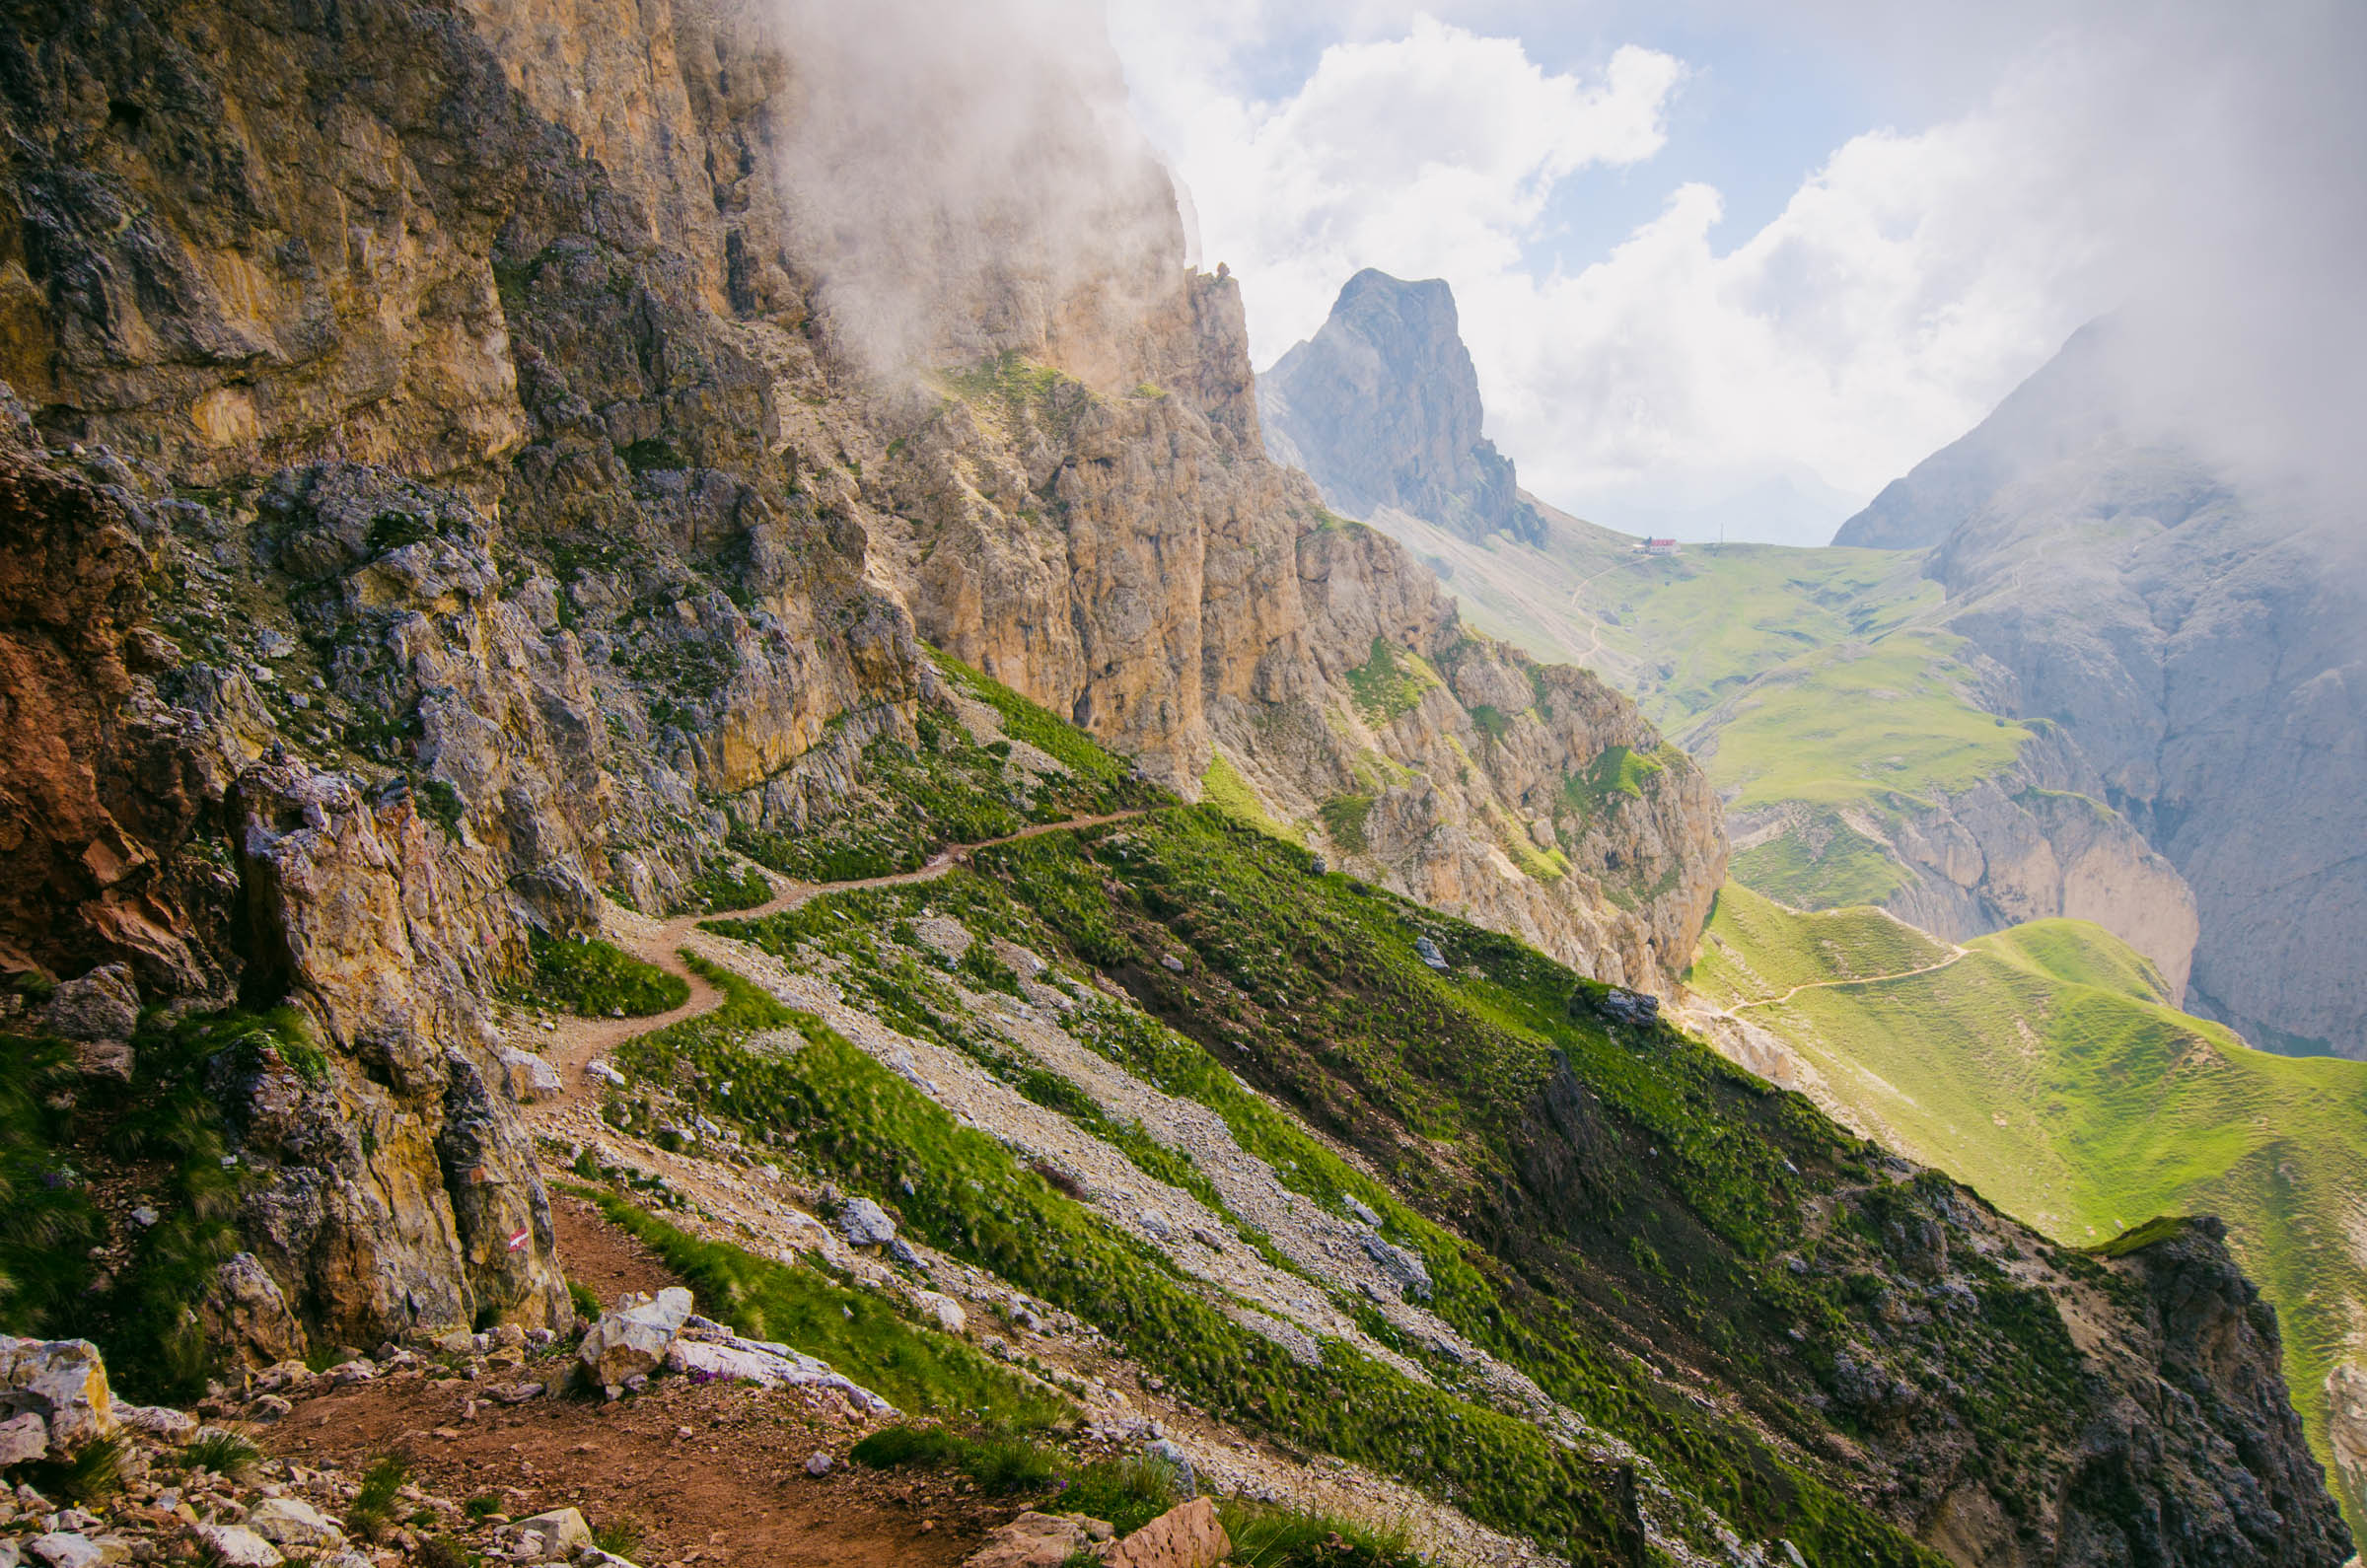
[28,1536,104,1568]
[247,1498,345,1549]
[114,1404,198,1441]
[838,1197,897,1247]
[1359,1234,1433,1300]
[913,1291,968,1334]
[199,1254,307,1369]
[666,1322,896,1412]
[40,965,137,1047]
[578,1287,694,1390]
[497,1048,563,1104]
[0,1336,116,1452]
[963,1512,1103,1568]
[186,1526,282,1567]
[0,1410,49,1464]
[1098,1498,1229,1568]
[501,1508,593,1560]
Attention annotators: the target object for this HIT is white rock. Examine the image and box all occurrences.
[186,1527,281,1567]
[837,1198,896,1247]
[247,1497,344,1549]
[1342,1195,1382,1227]
[324,1361,374,1386]
[913,1291,967,1334]
[113,1404,197,1442]
[663,1335,895,1413]
[496,1048,563,1104]
[0,1411,49,1465]
[584,1060,626,1087]
[578,1288,694,1390]
[501,1508,592,1560]
[804,1452,831,1476]
[28,1534,103,1568]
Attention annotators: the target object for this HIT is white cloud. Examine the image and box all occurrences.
[1123,15,1687,394]
[1114,9,2117,535]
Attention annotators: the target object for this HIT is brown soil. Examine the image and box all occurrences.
[550,1189,681,1306]
[261,1369,1010,1568]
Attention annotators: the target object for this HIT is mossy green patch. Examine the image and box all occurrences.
[1729,813,1910,909]
[1343,638,1436,726]
[732,657,1160,882]
[1198,752,1301,844]
[585,1192,1068,1426]
[527,934,689,1018]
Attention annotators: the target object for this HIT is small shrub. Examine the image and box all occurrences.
[346,1455,410,1541]
[180,1430,260,1480]
[962,1434,1061,1495]
[687,862,773,913]
[465,1493,505,1521]
[18,1435,126,1503]
[567,1279,603,1322]
[1058,1454,1184,1534]
[415,1535,474,1568]
[849,1424,965,1470]
[591,1516,646,1558]
[1220,1500,1417,1568]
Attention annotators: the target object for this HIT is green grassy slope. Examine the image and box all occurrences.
[1690,883,2367,1529]
[638,654,2351,1560]
[1358,508,2036,910]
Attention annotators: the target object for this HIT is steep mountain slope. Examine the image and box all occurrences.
[1833,324,2367,1059]
[1259,271,1544,546]
[0,0,2349,1561]
[0,0,1711,1414]
[1308,395,2197,994]
[1685,884,2367,1533]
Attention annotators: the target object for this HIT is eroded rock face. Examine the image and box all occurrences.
[1835,321,2367,1056]
[2329,1364,2367,1529]
[1721,724,2202,998]
[1260,270,1544,546]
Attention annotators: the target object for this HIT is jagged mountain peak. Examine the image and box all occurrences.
[1260,269,1544,546]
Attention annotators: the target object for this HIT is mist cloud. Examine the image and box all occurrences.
[1112,1,2367,538]
[761,0,1188,385]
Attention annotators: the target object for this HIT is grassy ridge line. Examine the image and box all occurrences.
[697,821,1941,1561]
[609,972,1649,1559]
[1690,883,2367,1532]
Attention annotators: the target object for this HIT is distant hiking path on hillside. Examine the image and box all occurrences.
[536,810,1155,1095]
[1723,946,1969,1015]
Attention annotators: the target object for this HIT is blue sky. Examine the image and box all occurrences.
[1105,2,2148,544]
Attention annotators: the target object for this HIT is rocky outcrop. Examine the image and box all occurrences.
[1835,322,2367,1055]
[1718,723,2201,997]
[2076,1217,2354,1566]
[2330,1363,2367,1528]
[1260,270,1544,546]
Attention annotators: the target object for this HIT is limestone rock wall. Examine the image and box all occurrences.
[0,0,1725,1365]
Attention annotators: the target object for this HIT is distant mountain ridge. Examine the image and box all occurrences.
[1837,321,2367,1058]
[1259,269,1544,545]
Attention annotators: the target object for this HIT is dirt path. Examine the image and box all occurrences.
[1725,946,1969,1013]
[262,1206,1005,1568]
[538,811,1151,1093]
[1563,555,1642,668]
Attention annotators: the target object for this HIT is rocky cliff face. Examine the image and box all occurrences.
[1713,718,2201,997]
[1835,325,2367,1056]
[1259,270,1544,547]
[0,0,1719,1371]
